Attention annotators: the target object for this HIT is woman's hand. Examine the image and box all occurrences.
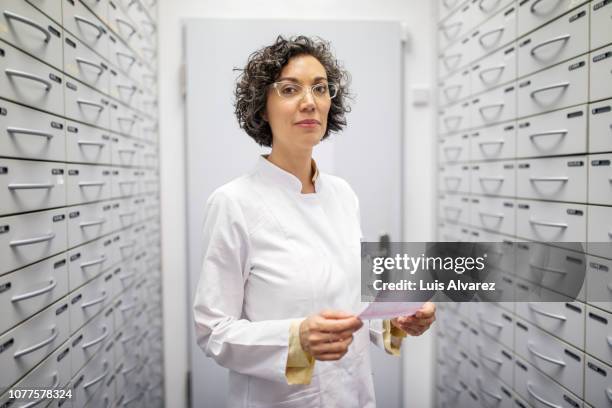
[299,310,363,361]
[391,302,436,336]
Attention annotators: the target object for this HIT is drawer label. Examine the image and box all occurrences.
[0,338,14,354]
[567,160,584,167]
[567,209,583,216]
[57,347,69,362]
[568,60,586,71]
[594,0,611,11]
[49,73,61,84]
[593,51,612,63]
[54,259,66,269]
[0,225,9,234]
[67,126,78,133]
[592,159,611,166]
[69,211,80,218]
[68,169,79,176]
[70,253,81,262]
[51,121,63,129]
[55,303,68,315]
[587,361,607,376]
[53,214,65,222]
[567,110,584,118]
[66,82,77,91]
[0,107,6,116]
[0,282,11,294]
[569,9,587,22]
[592,105,612,115]
[51,168,64,175]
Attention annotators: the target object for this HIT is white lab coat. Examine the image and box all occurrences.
[193,156,389,408]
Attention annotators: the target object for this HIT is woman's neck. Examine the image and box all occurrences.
[267,147,315,193]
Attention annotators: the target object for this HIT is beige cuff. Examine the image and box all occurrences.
[285,319,315,385]
[383,319,407,356]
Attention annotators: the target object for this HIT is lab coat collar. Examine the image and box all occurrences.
[256,155,322,194]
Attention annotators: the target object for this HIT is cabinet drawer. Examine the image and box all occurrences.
[592,0,612,51]
[587,205,612,260]
[586,255,612,313]
[439,194,470,225]
[587,306,612,366]
[141,169,158,195]
[475,302,514,350]
[112,197,143,230]
[516,156,587,203]
[70,306,114,378]
[438,36,471,78]
[590,100,612,153]
[470,121,516,161]
[66,120,112,165]
[591,46,612,103]
[64,78,111,129]
[107,2,139,47]
[439,163,470,193]
[80,0,110,24]
[470,160,515,197]
[111,168,141,198]
[438,69,470,107]
[111,134,144,167]
[585,356,612,408]
[109,69,141,111]
[518,0,589,37]
[438,12,467,51]
[0,0,63,70]
[0,41,64,116]
[70,342,113,407]
[111,262,139,299]
[0,99,66,161]
[0,159,66,216]
[0,253,68,335]
[68,236,115,291]
[109,102,141,137]
[474,373,514,408]
[0,296,70,393]
[66,201,114,249]
[63,32,110,95]
[439,101,471,134]
[26,0,62,25]
[517,4,589,78]
[439,0,468,21]
[62,0,110,60]
[470,83,517,128]
[516,200,586,242]
[470,44,516,96]
[0,208,67,275]
[472,326,514,387]
[69,271,113,334]
[589,154,612,205]
[517,55,588,118]
[470,196,515,236]
[65,164,112,206]
[516,105,587,158]
[468,4,517,63]
[142,143,158,168]
[108,31,143,82]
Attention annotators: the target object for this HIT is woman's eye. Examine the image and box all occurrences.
[280,85,299,95]
[313,84,328,95]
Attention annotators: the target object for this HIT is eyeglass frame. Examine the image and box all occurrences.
[269,81,339,100]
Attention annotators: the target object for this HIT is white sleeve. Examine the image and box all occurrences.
[192,191,294,383]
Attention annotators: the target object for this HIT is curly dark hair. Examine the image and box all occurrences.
[234,35,352,147]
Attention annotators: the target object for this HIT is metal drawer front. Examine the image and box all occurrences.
[0,41,64,116]
[109,101,141,137]
[587,205,612,260]
[470,196,515,236]
[439,193,470,225]
[584,355,612,408]
[0,0,63,70]
[467,4,517,64]
[70,306,114,378]
[142,143,158,168]
[586,255,612,313]
[109,69,141,111]
[587,306,612,366]
[470,83,517,128]
[63,32,110,95]
[64,78,111,129]
[141,169,158,194]
[439,101,471,135]
[470,160,515,197]
[589,99,612,153]
[473,326,514,387]
[66,201,114,248]
[470,121,516,161]
[439,0,468,22]
[65,164,112,205]
[438,69,470,107]
[591,0,612,51]
[439,163,470,193]
[516,105,587,158]
[517,4,589,78]
[112,197,142,230]
[80,0,110,24]
[0,158,66,216]
[68,236,115,291]
[69,271,113,334]
[518,0,589,37]
[70,342,113,407]
[0,208,67,275]
[475,303,514,350]
[112,133,144,167]
[589,154,612,205]
[517,55,588,118]
[0,296,70,394]
[516,200,586,242]
[470,44,517,96]
[111,168,141,198]
[0,98,66,161]
[62,0,110,60]
[66,120,112,165]
[516,156,587,203]
[0,253,68,335]
[25,0,62,25]
[438,36,470,79]
[590,45,612,103]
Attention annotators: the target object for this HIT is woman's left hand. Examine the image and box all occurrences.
[391,302,436,336]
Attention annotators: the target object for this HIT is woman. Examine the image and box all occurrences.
[193,35,436,407]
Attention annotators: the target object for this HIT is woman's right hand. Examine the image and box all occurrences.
[299,310,363,361]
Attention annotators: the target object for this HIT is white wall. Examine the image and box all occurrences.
[158,1,437,407]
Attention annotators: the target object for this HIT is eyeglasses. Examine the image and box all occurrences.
[270,81,338,100]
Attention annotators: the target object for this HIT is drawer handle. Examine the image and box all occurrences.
[479,140,505,146]
[77,99,105,111]
[607,388,612,402]
[120,302,137,312]
[120,241,136,250]
[478,27,504,47]
[74,15,104,38]
[116,51,137,66]
[79,219,106,228]
[77,140,106,147]
[529,176,569,182]
[117,84,137,94]
[443,116,462,130]
[479,176,504,182]
[121,333,138,345]
[13,326,58,358]
[76,57,104,75]
[7,126,54,139]
[9,232,55,247]
[526,382,562,408]
[478,65,505,84]
[530,82,570,99]
[119,149,137,154]
[442,53,462,70]
[115,18,137,38]
[11,279,57,302]
[530,34,571,56]
[529,130,568,139]
[118,271,135,280]
[529,0,556,13]
[477,313,503,329]
[21,373,59,408]
[476,345,503,366]
[118,117,137,124]
[478,103,505,116]
[527,342,566,366]
[81,291,107,309]
[608,231,612,238]
[79,181,106,187]
[478,0,501,12]
[119,180,137,185]
[479,212,504,219]
[82,326,109,349]
[476,378,502,401]
[120,211,136,218]
[3,11,51,43]
[83,362,109,389]
[529,263,568,275]
[528,219,568,229]
[80,255,107,268]
[528,303,567,321]
[440,22,463,40]
[443,84,462,100]
[8,182,54,190]
[5,69,51,91]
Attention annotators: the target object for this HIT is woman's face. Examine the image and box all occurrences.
[264,54,331,152]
